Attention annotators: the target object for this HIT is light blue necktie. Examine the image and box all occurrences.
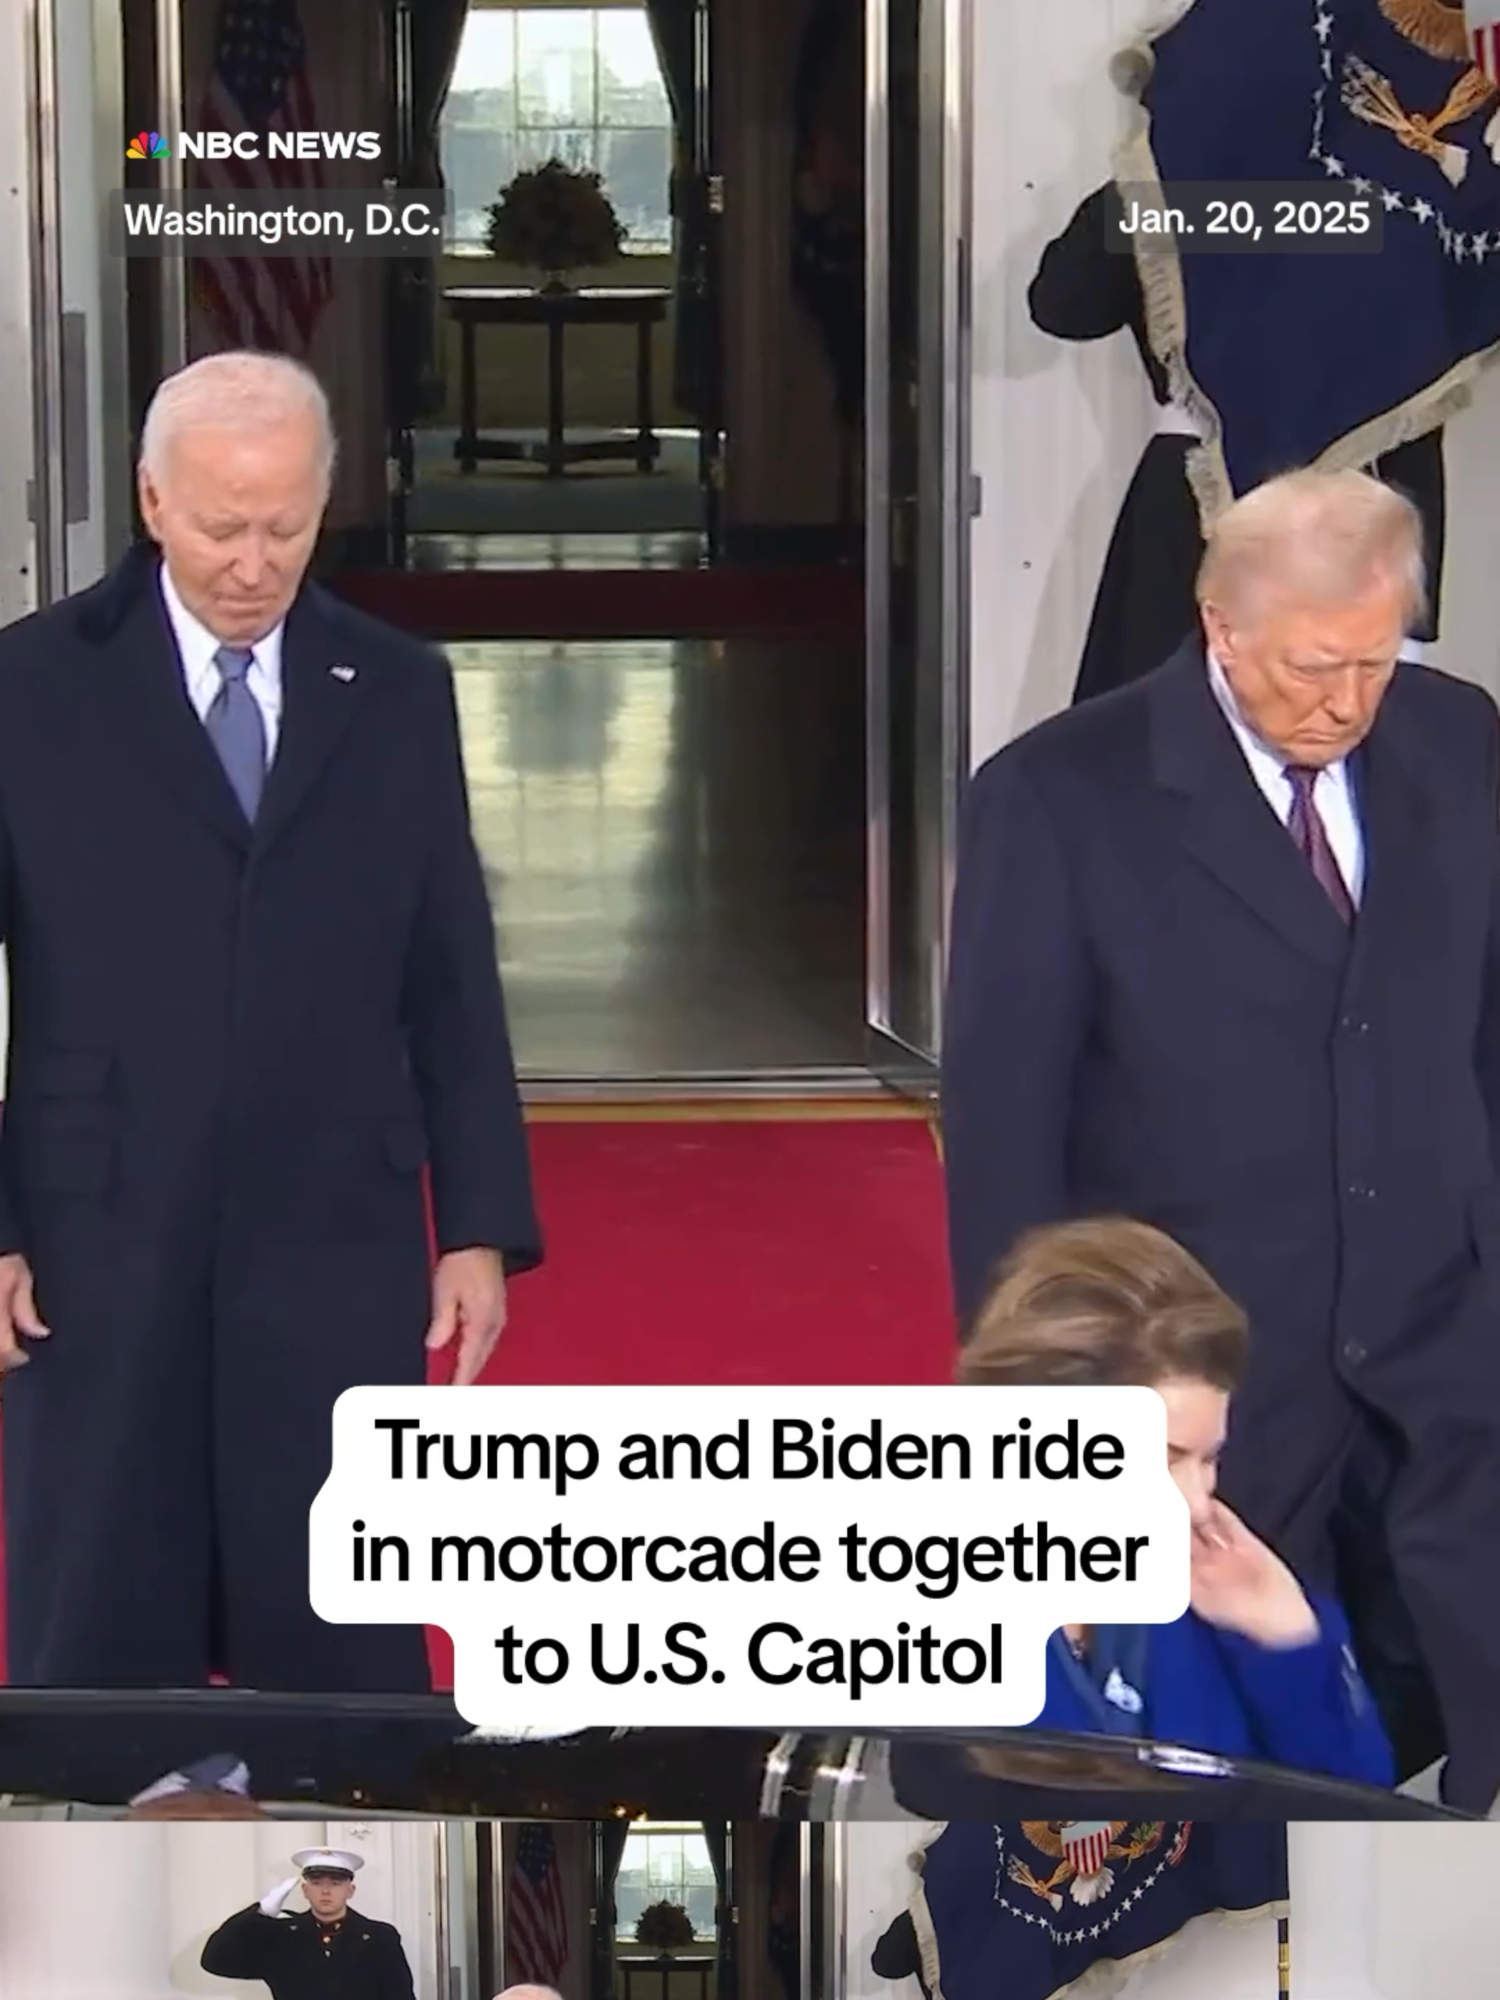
[206,645,267,822]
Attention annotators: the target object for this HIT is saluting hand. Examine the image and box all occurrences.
[0,1253,48,1371]
[426,1248,508,1385]
[1189,1499,1321,1650]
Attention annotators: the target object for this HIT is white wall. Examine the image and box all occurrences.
[0,1820,443,2000]
[845,1820,1500,2000]
[965,0,1500,767]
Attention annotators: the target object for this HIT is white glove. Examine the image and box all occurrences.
[259,1876,301,1917]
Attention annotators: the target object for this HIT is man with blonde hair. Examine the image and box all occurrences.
[0,350,540,1691]
[942,465,1500,1811]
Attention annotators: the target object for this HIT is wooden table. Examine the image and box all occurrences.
[446,285,671,477]
[617,1954,715,2000]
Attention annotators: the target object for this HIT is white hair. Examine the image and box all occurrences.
[139,350,336,483]
[1196,466,1427,629]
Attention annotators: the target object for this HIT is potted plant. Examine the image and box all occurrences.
[634,1900,696,1953]
[485,158,625,291]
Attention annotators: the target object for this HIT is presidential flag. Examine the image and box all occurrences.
[1114,0,1500,520]
[506,1822,569,1989]
[907,1821,1286,2000]
[191,0,334,355]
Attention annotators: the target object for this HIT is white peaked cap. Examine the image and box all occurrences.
[292,1848,364,1875]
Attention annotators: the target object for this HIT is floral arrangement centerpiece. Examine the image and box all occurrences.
[634,1901,697,1952]
[484,158,625,290]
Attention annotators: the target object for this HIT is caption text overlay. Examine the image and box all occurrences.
[310,1386,1189,1731]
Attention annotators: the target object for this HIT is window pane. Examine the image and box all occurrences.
[444,128,520,249]
[440,8,674,259]
[448,12,517,107]
[514,126,600,177]
[517,11,599,127]
[596,125,672,251]
[598,14,671,123]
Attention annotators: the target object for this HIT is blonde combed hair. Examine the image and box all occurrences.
[1196,465,1426,630]
[958,1216,1248,1391]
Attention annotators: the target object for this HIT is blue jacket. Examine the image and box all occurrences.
[1035,1595,1394,1787]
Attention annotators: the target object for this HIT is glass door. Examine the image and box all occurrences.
[688,0,726,556]
[21,0,133,602]
[863,0,971,1089]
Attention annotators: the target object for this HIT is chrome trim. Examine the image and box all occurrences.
[797,1824,813,2000]
[458,1819,481,2000]
[759,1732,798,1818]
[154,0,187,375]
[828,1737,867,1821]
[434,1816,452,2000]
[863,0,893,1035]
[518,1068,897,1103]
[90,0,132,562]
[825,1823,848,2000]
[864,0,972,1066]
[25,0,67,604]
[938,0,974,994]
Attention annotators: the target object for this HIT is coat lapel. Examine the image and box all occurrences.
[1341,683,1434,981]
[75,548,373,856]
[253,586,373,855]
[1147,646,1350,970]
[78,543,251,852]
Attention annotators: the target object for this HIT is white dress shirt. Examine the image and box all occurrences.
[1206,650,1364,906]
[157,562,284,760]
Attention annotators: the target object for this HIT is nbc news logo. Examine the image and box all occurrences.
[126,130,169,159]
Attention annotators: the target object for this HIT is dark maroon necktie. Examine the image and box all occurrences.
[1284,764,1354,923]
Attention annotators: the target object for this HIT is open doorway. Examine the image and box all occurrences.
[460,1819,834,2000]
[37,0,966,1089]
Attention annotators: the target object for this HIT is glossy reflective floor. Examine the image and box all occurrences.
[449,637,867,1077]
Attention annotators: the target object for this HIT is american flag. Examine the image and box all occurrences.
[1469,0,1500,83]
[192,0,333,354]
[506,1823,569,1988]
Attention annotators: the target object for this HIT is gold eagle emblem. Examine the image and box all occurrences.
[1380,0,1471,61]
[1006,1823,1166,1910]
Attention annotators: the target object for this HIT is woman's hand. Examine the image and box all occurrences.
[1189,1499,1321,1649]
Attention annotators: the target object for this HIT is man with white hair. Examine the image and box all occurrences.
[0,350,540,1690]
[942,466,1500,1812]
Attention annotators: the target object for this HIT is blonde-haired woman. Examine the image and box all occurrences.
[960,1216,1393,1784]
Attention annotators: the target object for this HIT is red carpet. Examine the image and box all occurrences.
[424,1104,953,1687]
[325,564,865,642]
[0,1106,954,1688]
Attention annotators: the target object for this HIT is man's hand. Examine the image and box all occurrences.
[426,1248,507,1385]
[1189,1499,1321,1650]
[0,1253,47,1371]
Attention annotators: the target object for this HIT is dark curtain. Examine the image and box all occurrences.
[643,0,706,417]
[699,1822,736,2000]
[406,0,472,416]
[591,1819,633,2000]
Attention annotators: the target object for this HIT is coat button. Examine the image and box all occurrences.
[1343,1340,1367,1365]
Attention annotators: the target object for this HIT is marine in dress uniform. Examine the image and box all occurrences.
[201,1848,415,2000]
[1028,183,1448,703]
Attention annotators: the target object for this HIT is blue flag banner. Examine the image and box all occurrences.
[908,1820,1287,2000]
[1114,0,1500,519]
